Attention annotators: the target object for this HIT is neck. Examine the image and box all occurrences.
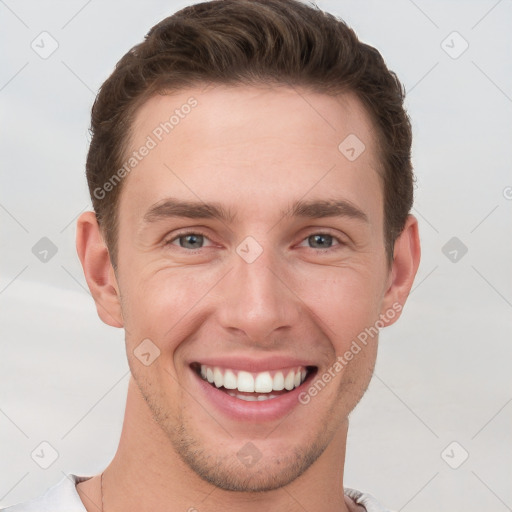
[98,377,351,512]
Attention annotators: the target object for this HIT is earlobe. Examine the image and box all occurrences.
[76,211,123,328]
[380,214,421,327]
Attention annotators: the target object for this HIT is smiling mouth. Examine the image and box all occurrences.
[191,363,317,401]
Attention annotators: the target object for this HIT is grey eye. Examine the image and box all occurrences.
[308,234,334,249]
[178,234,204,249]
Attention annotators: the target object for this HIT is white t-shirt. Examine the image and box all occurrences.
[1,474,393,512]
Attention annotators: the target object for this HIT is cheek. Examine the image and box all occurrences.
[294,266,383,346]
[120,267,219,349]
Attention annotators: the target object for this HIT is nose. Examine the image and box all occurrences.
[215,245,301,345]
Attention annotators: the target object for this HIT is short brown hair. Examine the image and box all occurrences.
[86,0,413,268]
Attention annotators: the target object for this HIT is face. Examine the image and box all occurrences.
[112,85,395,491]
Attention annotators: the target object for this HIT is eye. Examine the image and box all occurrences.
[299,233,343,250]
[166,231,213,250]
[165,231,344,252]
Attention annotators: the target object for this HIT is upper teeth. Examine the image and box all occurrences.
[200,365,307,393]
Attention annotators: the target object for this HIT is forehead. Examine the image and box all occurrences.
[120,85,383,226]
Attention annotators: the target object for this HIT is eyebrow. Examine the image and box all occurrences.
[143,198,236,224]
[142,197,368,225]
[286,198,369,223]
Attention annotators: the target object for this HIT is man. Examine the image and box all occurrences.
[3,0,420,510]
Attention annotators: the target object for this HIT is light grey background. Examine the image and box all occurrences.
[1,1,511,510]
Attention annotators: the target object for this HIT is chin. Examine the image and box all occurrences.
[175,435,328,492]
[157,407,334,493]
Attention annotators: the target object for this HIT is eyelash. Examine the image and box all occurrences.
[164,230,345,252]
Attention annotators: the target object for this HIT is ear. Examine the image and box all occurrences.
[380,214,421,326]
[76,211,123,328]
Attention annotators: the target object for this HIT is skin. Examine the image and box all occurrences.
[75,85,420,512]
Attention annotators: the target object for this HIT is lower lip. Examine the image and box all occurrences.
[191,367,315,422]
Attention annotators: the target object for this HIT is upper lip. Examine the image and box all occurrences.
[189,355,317,373]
